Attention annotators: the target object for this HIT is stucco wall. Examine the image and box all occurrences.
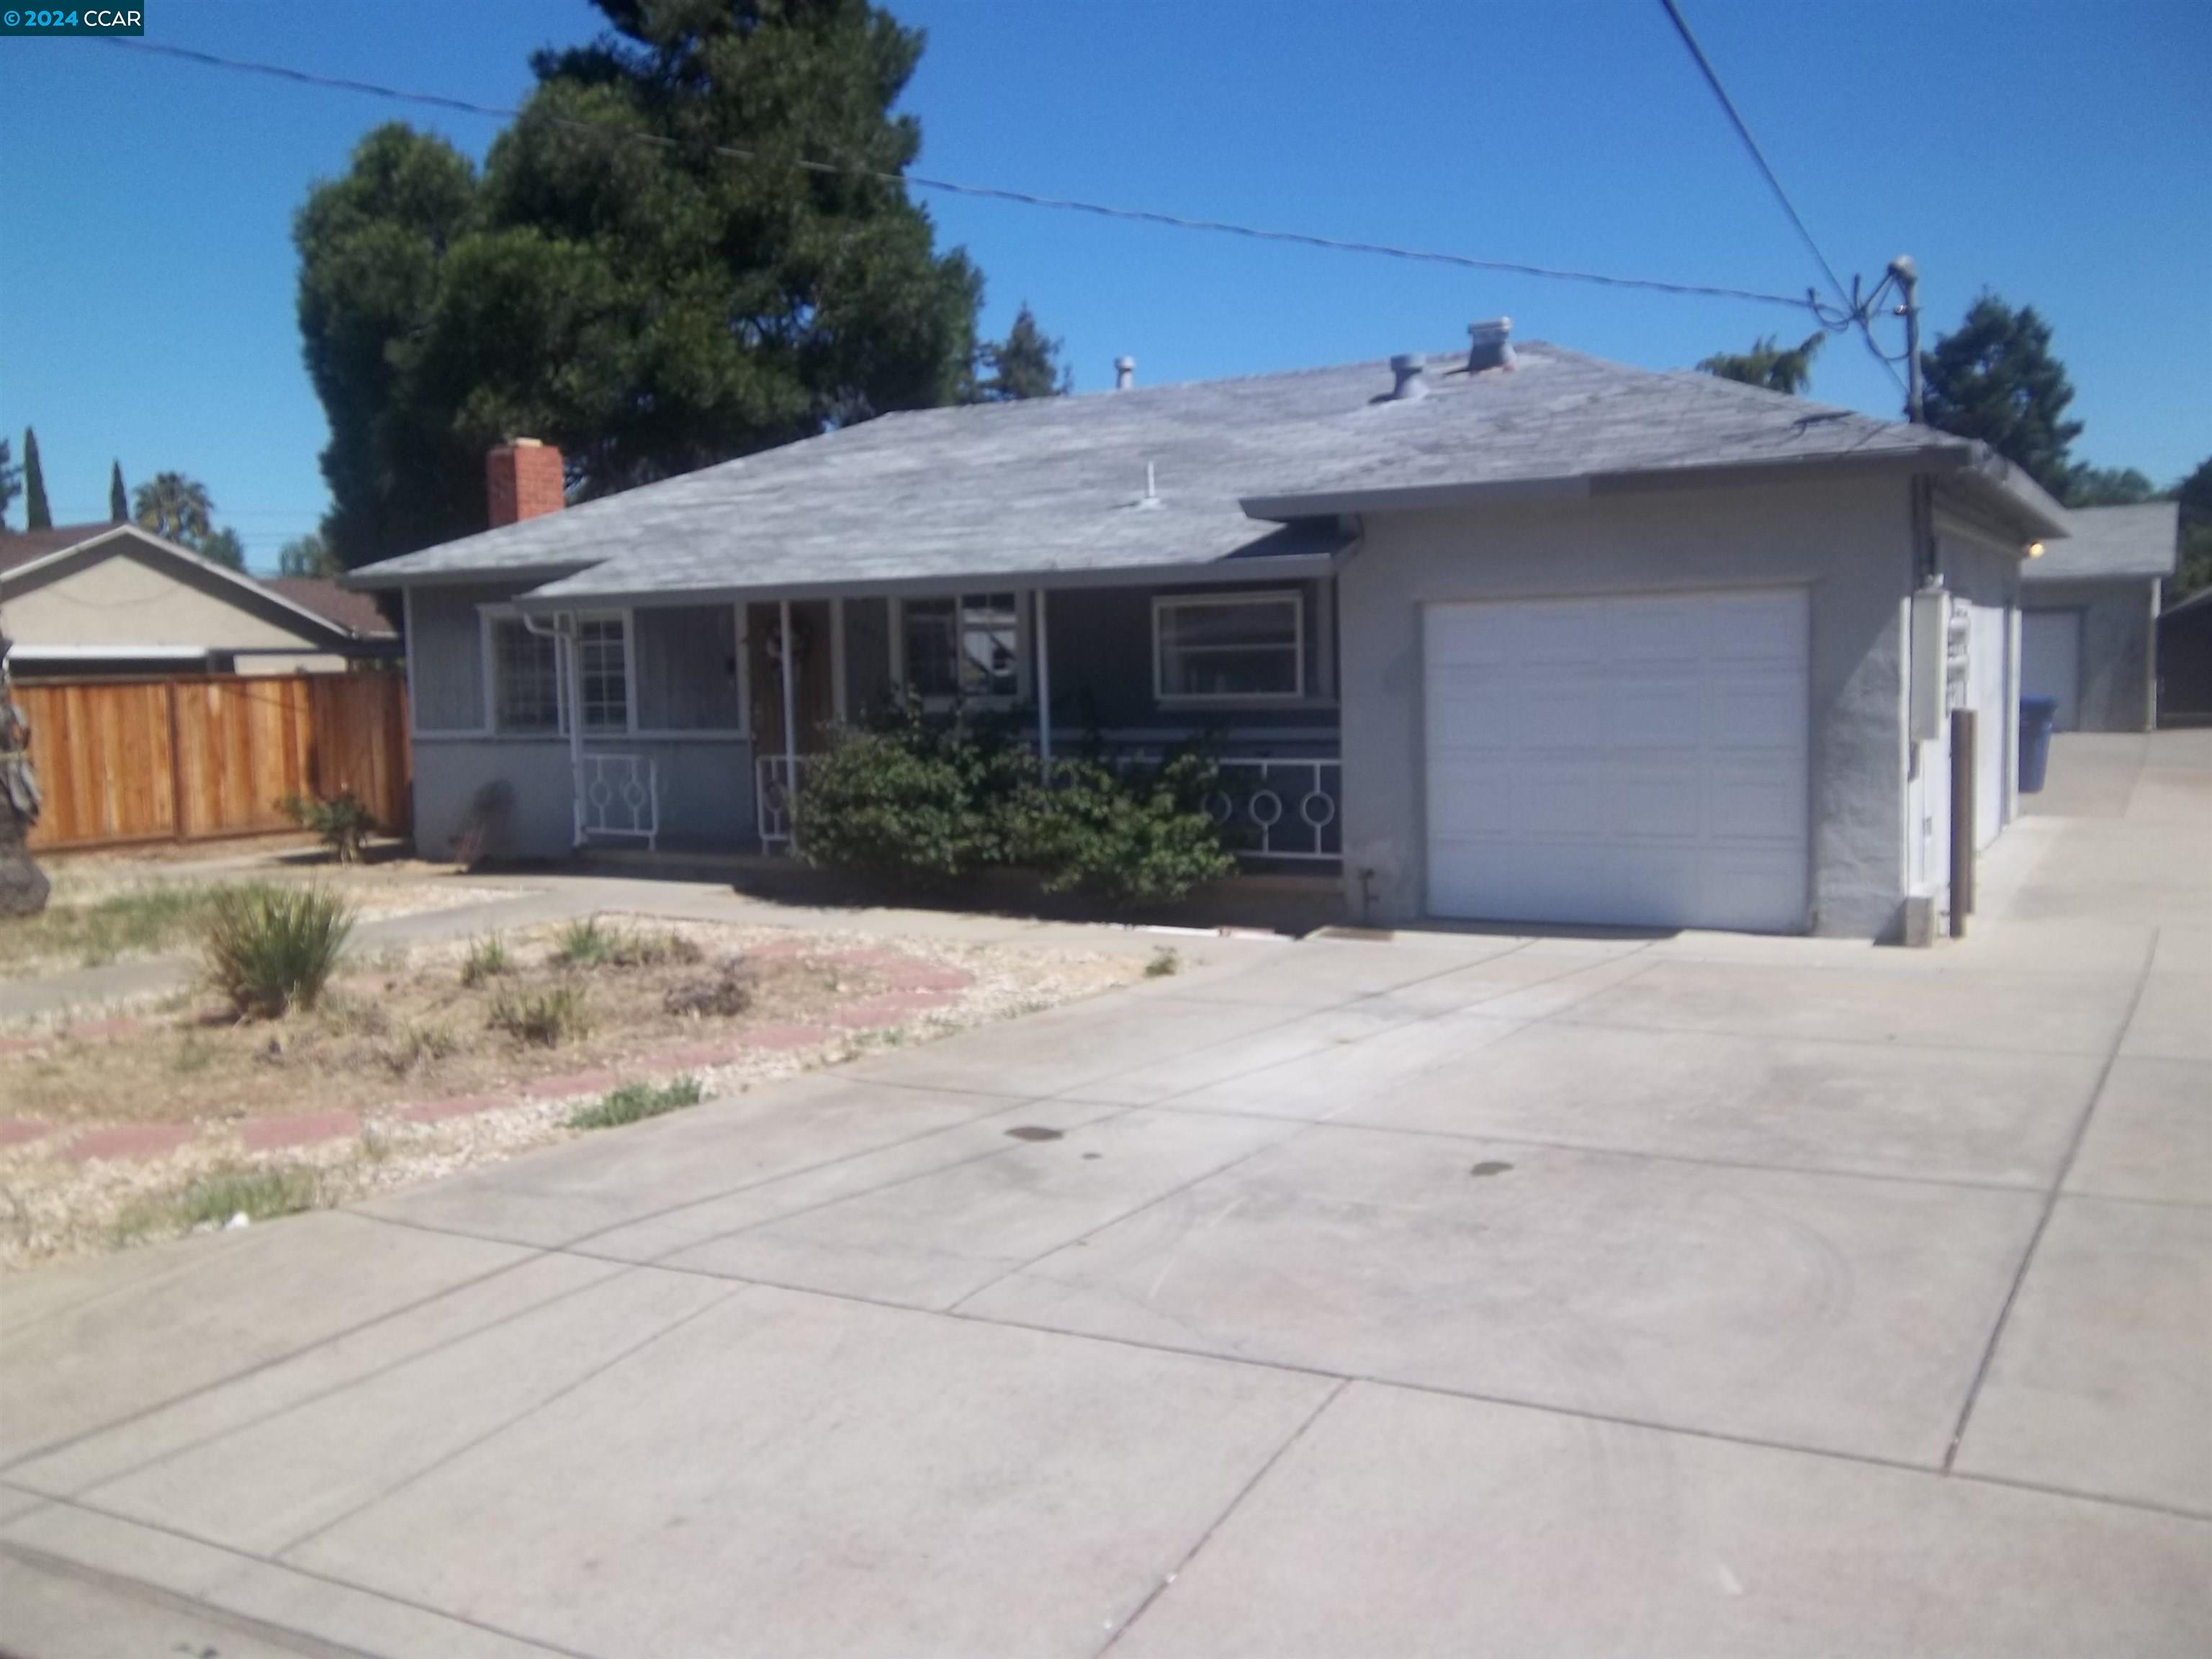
[2024,577,2156,732]
[4,548,333,654]
[412,735,755,859]
[1336,475,1915,939]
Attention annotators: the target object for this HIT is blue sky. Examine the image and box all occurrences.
[2,0,2206,572]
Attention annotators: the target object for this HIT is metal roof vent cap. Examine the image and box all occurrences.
[1114,356,1136,390]
[1389,354,1429,400]
[1467,318,1515,373]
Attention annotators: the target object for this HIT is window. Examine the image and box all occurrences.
[575,616,629,733]
[904,593,1020,701]
[1154,593,1303,701]
[490,616,562,733]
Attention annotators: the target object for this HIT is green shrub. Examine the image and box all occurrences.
[117,1164,323,1241]
[795,706,1030,886]
[552,917,613,967]
[202,885,354,1019]
[460,932,511,986]
[1011,754,1234,907]
[488,983,590,1046]
[279,791,376,863]
[569,1075,704,1130]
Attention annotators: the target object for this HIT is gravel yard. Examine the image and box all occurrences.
[0,912,1143,1272]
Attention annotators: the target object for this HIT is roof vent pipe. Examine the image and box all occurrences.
[1114,356,1136,390]
[1467,318,1515,373]
[1389,354,1429,400]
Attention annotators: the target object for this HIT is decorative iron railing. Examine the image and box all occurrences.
[577,754,659,849]
[754,749,1339,863]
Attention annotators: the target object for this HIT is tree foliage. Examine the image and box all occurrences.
[132,472,215,546]
[970,303,1070,401]
[2175,456,2212,600]
[1920,295,2082,497]
[0,439,17,531]
[195,527,248,571]
[1696,331,1824,396]
[297,0,1028,572]
[278,532,341,577]
[2062,463,2158,508]
[109,460,127,522]
[20,428,50,531]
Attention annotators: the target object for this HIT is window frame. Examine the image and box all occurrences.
[572,611,634,737]
[480,607,567,737]
[891,591,1030,709]
[1152,590,1307,705]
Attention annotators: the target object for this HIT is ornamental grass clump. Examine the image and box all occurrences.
[202,884,354,1020]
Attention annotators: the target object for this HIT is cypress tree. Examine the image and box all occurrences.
[109,460,127,521]
[22,428,51,531]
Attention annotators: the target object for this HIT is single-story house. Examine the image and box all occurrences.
[2157,583,2212,725]
[349,330,2068,940]
[2018,501,2177,731]
[0,522,397,677]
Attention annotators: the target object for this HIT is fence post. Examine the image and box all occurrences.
[166,680,187,842]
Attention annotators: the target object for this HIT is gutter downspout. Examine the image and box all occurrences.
[522,611,583,849]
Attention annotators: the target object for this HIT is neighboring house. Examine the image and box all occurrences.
[349,331,2067,940]
[2157,585,2212,725]
[0,523,397,676]
[2018,502,2177,731]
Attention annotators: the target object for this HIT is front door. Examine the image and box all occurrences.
[747,601,837,755]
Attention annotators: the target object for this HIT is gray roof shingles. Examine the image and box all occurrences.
[349,344,2054,602]
[2022,502,2177,583]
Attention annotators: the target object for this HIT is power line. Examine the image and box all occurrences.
[1655,0,1910,397]
[110,37,1819,315]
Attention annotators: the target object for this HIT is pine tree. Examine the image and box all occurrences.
[1920,295,2083,497]
[22,428,51,531]
[971,305,1072,401]
[0,439,17,531]
[109,460,127,522]
[1696,332,1825,396]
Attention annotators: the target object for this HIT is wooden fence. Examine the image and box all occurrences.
[18,672,410,852]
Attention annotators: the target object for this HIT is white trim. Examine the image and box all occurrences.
[1152,589,1307,704]
[6,643,214,662]
[572,608,634,736]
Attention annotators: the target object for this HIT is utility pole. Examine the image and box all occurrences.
[1889,255,1924,425]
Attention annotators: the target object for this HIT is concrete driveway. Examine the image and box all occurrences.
[4,732,2206,1656]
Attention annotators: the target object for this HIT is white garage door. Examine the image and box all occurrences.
[2022,610,2079,732]
[1424,588,1810,932]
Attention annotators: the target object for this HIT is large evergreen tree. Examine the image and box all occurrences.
[109,461,128,522]
[2175,456,2212,600]
[278,532,340,577]
[21,428,51,531]
[299,0,1013,572]
[2062,463,2158,508]
[1696,331,1824,396]
[1920,295,2082,497]
[0,439,17,531]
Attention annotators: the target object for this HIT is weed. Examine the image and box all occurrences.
[552,917,613,968]
[203,885,354,1020]
[1144,945,1182,979]
[115,1165,323,1241]
[608,930,705,968]
[460,933,512,986]
[662,963,755,1018]
[489,984,590,1047]
[279,791,376,863]
[377,1023,457,1076]
[569,1076,703,1130]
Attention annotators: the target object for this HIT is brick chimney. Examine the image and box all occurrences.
[486,439,565,528]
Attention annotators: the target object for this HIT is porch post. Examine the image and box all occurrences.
[778,598,800,848]
[1034,588,1053,774]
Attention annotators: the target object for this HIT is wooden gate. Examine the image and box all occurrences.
[17,672,410,852]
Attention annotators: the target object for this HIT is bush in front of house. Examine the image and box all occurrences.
[794,708,1029,886]
[1010,752,1236,907]
[797,710,1233,909]
[202,884,355,1018]
[279,791,376,863]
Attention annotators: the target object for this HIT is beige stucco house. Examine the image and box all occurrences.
[0,523,395,677]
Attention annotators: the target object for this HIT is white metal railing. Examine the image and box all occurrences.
[757,752,804,848]
[755,748,1339,863]
[577,753,659,848]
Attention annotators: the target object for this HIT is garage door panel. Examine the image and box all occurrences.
[1611,679,1703,747]
[1424,589,1809,933]
[1620,768,1701,838]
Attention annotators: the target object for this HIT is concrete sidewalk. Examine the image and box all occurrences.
[1,732,2206,1656]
